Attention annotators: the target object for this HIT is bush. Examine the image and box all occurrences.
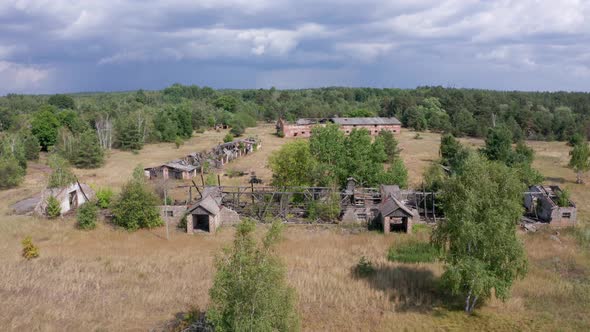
[354,256,375,277]
[112,167,163,231]
[230,123,245,137]
[22,236,40,260]
[47,154,76,188]
[77,202,98,230]
[46,195,61,218]
[0,157,25,189]
[387,242,439,263]
[96,187,114,209]
[223,133,234,143]
[174,136,184,149]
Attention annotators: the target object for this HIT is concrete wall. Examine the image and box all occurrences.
[158,205,187,227]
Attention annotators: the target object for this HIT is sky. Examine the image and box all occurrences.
[1,0,590,95]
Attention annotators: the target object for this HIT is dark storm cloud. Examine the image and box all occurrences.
[0,0,589,94]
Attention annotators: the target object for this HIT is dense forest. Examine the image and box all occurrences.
[0,84,589,188]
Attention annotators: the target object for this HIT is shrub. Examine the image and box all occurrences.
[0,157,25,189]
[77,202,98,230]
[354,256,375,277]
[230,123,245,137]
[277,130,285,138]
[96,187,114,209]
[387,242,439,263]
[111,166,162,231]
[223,133,234,143]
[22,236,39,260]
[414,133,423,140]
[174,136,184,149]
[46,195,61,218]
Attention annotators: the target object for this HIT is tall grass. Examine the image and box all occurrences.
[387,241,439,263]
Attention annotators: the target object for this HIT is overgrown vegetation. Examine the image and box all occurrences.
[207,219,300,331]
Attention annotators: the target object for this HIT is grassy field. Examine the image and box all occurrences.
[0,124,589,331]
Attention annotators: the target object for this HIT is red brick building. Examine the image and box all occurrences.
[277,117,401,138]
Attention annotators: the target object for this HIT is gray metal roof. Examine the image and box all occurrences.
[380,194,414,217]
[164,160,198,172]
[330,117,401,125]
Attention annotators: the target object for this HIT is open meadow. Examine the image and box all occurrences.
[0,124,589,331]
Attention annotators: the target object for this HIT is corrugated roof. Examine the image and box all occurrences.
[330,117,401,125]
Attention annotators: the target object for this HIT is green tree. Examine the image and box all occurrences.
[423,162,448,192]
[207,219,300,331]
[47,154,76,188]
[31,108,60,150]
[0,156,25,189]
[440,134,463,167]
[482,126,513,163]
[77,202,98,230]
[23,134,40,161]
[341,129,383,186]
[111,166,162,231]
[380,158,408,188]
[230,122,245,137]
[432,155,527,314]
[309,124,345,185]
[569,141,590,184]
[48,94,75,110]
[213,95,239,112]
[73,130,104,169]
[269,141,316,187]
[375,130,399,161]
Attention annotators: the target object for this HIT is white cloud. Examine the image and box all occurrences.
[0,61,51,93]
[335,42,395,62]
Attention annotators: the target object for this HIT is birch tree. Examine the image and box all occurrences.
[569,141,590,184]
[432,154,527,314]
[95,114,113,150]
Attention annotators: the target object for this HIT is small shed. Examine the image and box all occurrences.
[375,192,418,233]
[186,187,239,233]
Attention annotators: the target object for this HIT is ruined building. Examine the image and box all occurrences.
[144,137,261,180]
[524,185,577,227]
[277,117,402,138]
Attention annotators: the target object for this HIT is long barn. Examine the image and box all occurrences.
[277,117,401,138]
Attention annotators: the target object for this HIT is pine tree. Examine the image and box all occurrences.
[46,195,61,218]
[0,157,25,189]
[73,130,104,169]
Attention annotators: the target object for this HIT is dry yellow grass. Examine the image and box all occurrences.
[0,125,589,331]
